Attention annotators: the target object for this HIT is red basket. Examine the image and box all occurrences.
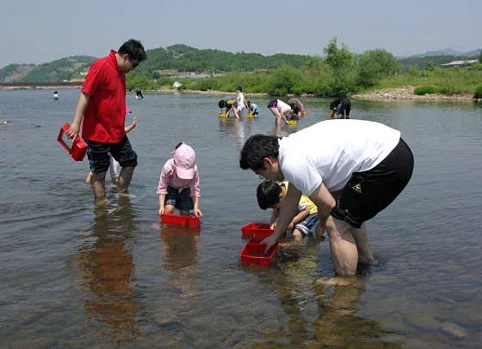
[240,237,276,267]
[241,222,274,239]
[57,123,87,161]
[160,213,200,227]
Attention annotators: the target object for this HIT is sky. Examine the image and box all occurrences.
[1,0,481,69]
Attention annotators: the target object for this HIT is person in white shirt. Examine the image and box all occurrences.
[239,119,414,276]
[233,86,247,119]
[267,99,293,124]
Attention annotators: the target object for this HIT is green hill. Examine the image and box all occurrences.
[1,44,480,84]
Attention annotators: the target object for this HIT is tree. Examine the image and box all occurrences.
[323,37,354,70]
[356,49,401,87]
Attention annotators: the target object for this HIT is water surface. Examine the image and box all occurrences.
[0,89,481,348]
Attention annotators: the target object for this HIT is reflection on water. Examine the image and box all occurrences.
[74,197,139,343]
[243,242,402,348]
[160,224,201,301]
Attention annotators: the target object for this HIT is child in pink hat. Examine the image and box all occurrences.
[157,142,202,217]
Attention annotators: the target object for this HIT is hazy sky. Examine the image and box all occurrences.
[1,0,481,68]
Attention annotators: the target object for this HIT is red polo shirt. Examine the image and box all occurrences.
[81,50,127,143]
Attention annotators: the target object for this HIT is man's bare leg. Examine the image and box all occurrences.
[92,171,107,204]
[350,224,376,264]
[326,217,359,276]
[117,166,135,193]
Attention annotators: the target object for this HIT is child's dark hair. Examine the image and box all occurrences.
[257,180,282,210]
[118,39,147,64]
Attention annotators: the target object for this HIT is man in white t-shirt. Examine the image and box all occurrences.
[239,119,414,276]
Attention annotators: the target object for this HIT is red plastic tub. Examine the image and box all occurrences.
[160,213,201,228]
[241,222,274,239]
[57,123,87,161]
[240,237,276,267]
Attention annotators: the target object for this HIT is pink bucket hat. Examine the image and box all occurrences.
[171,143,196,179]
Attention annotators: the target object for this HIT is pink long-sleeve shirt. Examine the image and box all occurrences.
[157,158,201,197]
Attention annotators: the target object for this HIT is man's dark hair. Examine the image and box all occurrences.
[239,134,279,171]
[118,39,147,63]
[218,100,226,108]
[257,180,281,210]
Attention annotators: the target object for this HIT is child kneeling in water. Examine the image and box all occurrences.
[257,180,321,241]
[157,142,202,217]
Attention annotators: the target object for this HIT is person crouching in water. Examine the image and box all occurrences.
[330,97,351,119]
[157,142,202,217]
[257,180,321,241]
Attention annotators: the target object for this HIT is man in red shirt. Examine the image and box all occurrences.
[66,39,147,202]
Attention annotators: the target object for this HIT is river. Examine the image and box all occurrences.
[0,89,481,348]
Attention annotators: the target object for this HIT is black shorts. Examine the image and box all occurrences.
[86,136,138,173]
[331,138,414,228]
[165,186,194,211]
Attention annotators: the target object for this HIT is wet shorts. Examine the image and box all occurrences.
[165,186,194,211]
[295,213,320,236]
[331,138,414,228]
[86,136,138,173]
[267,100,278,108]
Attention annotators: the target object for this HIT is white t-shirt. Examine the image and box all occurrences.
[278,119,401,195]
[276,99,291,113]
[236,92,245,110]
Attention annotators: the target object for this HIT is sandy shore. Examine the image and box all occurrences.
[352,86,474,102]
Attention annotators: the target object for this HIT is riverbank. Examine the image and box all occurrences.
[160,86,476,102]
[1,84,475,102]
[352,86,474,102]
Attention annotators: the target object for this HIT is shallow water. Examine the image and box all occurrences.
[0,89,481,348]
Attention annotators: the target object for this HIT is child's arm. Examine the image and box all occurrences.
[192,196,202,217]
[288,206,310,230]
[157,165,169,215]
[190,171,202,217]
[124,116,137,133]
[158,194,166,216]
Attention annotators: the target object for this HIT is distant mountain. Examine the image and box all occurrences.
[405,48,481,58]
[0,56,96,83]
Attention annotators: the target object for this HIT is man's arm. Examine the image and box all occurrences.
[308,183,336,228]
[262,184,301,250]
[66,92,89,138]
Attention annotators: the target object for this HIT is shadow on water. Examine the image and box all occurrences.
[73,197,140,344]
[241,241,403,348]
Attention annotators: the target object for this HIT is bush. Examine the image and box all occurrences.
[474,85,482,99]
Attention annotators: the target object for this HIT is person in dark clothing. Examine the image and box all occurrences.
[134,88,144,99]
[330,97,351,119]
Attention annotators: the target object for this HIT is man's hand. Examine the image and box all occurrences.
[158,207,164,216]
[194,208,203,218]
[261,234,278,253]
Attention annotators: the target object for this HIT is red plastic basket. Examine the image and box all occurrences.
[241,222,274,239]
[240,237,276,267]
[160,213,200,227]
[57,123,87,161]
